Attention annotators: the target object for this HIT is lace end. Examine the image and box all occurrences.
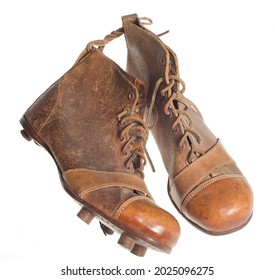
[158,30,170,37]
[145,147,155,173]
[139,17,153,26]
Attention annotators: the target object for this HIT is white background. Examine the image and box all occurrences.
[1,0,274,279]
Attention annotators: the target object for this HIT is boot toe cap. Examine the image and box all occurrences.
[184,177,253,234]
[117,198,181,252]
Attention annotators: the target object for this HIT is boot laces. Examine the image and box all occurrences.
[85,17,154,51]
[73,16,164,66]
[72,16,159,172]
[146,75,205,163]
[117,94,155,178]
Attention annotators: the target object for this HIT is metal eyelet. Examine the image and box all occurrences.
[179,143,185,149]
[139,92,145,98]
[160,56,166,65]
[124,108,131,116]
[120,151,128,157]
[125,165,132,171]
[166,109,172,117]
[128,92,135,100]
[118,136,125,142]
[118,122,126,127]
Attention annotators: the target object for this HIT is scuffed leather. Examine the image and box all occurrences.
[63,169,153,200]
[122,14,253,234]
[117,198,180,249]
[23,44,180,248]
[169,140,241,209]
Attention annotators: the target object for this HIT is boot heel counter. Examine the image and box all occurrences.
[24,80,59,134]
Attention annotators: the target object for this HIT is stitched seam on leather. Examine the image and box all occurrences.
[182,174,244,211]
[79,183,150,198]
[63,168,142,180]
[180,159,235,203]
[171,140,222,185]
[113,196,152,220]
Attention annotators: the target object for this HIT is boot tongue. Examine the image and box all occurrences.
[162,46,180,90]
[122,14,141,26]
[132,77,147,140]
[165,47,187,111]
[166,46,179,78]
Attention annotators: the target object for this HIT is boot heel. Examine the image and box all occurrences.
[77,207,95,224]
[20,129,32,141]
[20,116,48,149]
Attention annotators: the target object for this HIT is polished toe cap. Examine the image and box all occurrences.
[116,198,181,252]
[183,177,253,234]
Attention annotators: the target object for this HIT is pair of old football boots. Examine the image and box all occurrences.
[20,14,253,257]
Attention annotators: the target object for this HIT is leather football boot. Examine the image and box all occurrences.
[122,14,253,234]
[20,31,180,256]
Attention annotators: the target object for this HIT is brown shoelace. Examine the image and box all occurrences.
[73,17,153,66]
[117,103,151,179]
[146,75,205,163]
[78,17,204,164]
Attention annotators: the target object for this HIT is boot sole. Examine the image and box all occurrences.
[20,115,172,256]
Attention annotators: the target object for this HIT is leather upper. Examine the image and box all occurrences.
[122,14,253,233]
[23,43,180,248]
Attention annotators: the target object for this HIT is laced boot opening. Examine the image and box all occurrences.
[147,74,205,164]
[117,83,155,178]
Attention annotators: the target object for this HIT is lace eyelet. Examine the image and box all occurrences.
[166,110,172,117]
[173,127,179,134]
[125,166,132,171]
[120,151,128,157]
[118,136,125,142]
[139,92,145,98]
[134,108,140,113]
[128,91,135,100]
[160,56,166,65]
[124,108,131,116]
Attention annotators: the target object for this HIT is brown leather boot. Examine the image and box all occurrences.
[20,32,180,256]
[122,14,253,234]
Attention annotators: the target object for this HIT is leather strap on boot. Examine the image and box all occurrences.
[63,168,153,200]
[168,140,246,212]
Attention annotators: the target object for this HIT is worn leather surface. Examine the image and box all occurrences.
[23,46,180,249]
[122,14,253,233]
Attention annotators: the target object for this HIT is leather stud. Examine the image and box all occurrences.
[77,207,95,224]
